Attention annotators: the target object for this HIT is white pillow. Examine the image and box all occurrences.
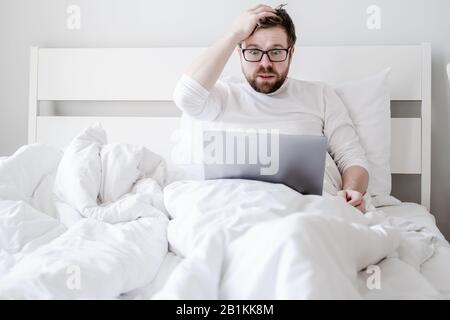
[333,68,400,207]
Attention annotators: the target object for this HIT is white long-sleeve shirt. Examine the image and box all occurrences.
[173,74,368,174]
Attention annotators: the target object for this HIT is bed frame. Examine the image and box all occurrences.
[27,44,431,209]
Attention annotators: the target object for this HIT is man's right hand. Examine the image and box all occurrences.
[230,4,278,43]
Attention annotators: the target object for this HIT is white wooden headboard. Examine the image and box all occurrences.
[28,44,431,209]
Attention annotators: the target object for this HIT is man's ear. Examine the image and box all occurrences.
[236,46,243,61]
[288,46,295,62]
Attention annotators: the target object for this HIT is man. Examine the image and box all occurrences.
[173,4,369,212]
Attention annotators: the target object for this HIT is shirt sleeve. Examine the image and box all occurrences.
[323,84,369,174]
[172,74,228,121]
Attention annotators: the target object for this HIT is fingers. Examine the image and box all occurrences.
[356,199,366,213]
[254,6,276,15]
[348,199,361,207]
[347,194,362,207]
[337,190,366,213]
[249,4,264,11]
[249,4,275,13]
[338,190,362,206]
[256,11,278,21]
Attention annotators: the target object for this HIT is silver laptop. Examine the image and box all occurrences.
[202,131,327,195]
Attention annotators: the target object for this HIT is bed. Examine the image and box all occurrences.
[1,44,449,299]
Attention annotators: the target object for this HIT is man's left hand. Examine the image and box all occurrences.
[337,189,366,213]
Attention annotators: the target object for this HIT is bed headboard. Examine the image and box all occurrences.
[28,44,431,209]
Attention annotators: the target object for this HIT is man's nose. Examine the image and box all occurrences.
[260,53,273,68]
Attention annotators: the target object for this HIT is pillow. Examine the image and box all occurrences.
[333,68,400,207]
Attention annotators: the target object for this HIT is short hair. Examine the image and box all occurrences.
[256,4,297,47]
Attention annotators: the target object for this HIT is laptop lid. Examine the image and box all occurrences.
[202,130,327,195]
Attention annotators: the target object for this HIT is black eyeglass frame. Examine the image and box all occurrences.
[239,44,292,62]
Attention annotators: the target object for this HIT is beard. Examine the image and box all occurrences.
[244,65,289,94]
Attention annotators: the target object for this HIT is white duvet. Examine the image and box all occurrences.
[0,125,168,299]
[153,178,448,299]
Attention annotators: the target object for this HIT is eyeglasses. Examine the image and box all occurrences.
[239,45,291,62]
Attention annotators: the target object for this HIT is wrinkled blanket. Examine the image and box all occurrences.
[0,125,168,299]
[154,178,446,299]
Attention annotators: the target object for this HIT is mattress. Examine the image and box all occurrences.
[122,201,450,300]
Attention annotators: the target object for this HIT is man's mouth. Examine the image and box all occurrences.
[257,74,276,80]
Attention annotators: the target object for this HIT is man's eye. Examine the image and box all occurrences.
[248,50,261,55]
[270,50,282,55]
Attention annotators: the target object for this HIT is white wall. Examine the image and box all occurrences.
[0,0,449,237]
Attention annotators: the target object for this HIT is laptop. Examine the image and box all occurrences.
[202,130,327,195]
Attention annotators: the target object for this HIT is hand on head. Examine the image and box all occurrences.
[230,4,278,42]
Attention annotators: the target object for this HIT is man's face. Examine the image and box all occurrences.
[239,26,294,94]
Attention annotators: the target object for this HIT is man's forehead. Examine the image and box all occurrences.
[242,27,289,48]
